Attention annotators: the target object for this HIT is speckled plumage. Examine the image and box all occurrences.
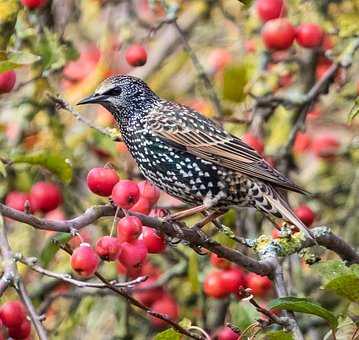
[78,75,312,237]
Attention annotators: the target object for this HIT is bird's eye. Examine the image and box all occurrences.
[103,87,122,96]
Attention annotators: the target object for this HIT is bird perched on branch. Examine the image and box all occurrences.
[78,75,312,238]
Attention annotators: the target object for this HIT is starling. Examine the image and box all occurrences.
[78,75,312,237]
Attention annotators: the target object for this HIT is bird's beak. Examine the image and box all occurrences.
[77,94,108,105]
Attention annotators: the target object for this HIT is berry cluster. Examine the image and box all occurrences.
[204,254,272,299]
[257,0,325,51]
[5,181,62,214]
[0,301,31,339]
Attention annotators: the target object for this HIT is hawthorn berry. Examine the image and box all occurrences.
[213,326,240,340]
[95,236,121,261]
[133,277,164,307]
[5,191,30,212]
[0,301,26,328]
[293,132,311,154]
[203,271,228,299]
[245,273,272,297]
[8,319,31,339]
[242,132,264,155]
[21,0,47,9]
[125,44,147,67]
[150,295,179,328]
[30,181,62,213]
[71,243,100,278]
[210,253,231,270]
[312,135,340,159]
[208,48,232,72]
[138,180,161,205]
[129,196,152,215]
[140,227,166,254]
[221,268,246,294]
[117,216,143,242]
[112,180,140,209]
[0,71,16,93]
[118,239,148,268]
[296,23,324,48]
[294,205,315,227]
[261,18,295,50]
[256,0,286,22]
[87,167,119,196]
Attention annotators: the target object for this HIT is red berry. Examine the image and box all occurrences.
[71,243,100,278]
[256,0,286,22]
[0,71,16,93]
[8,319,31,339]
[95,236,120,261]
[261,19,295,50]
[63,45,101,82]
[0,301,26,328]
[296,23,324,48]
[129,196,152,215]
[118,239,148,268]
[125,44,147,67]
[213,326,240,340]
[133,277,164,307]
[246,273,272,297]
[242,132,264,155]
[117,216,143,242]
[294,204,314,227]
[293,132,311,154]
[208,49,232,72]
[312,135,340,159]
[140,227,166,254]
[112,180,140,209]
[87,167,119,197]
[203,271,228,299]
[210,253,231,270]
[150,295,179,328]
[30,181,62,213]
[5,191,30,212]
[21,0,46,9]
[138,180,161,205]
[221,269,246,294]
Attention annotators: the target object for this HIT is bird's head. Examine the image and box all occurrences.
[77,75,159,122]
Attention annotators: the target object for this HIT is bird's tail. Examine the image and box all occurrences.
[263,189,314,240]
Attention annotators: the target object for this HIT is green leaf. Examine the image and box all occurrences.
[238,0,254,7]
[222,62,252,103]
[154,328,181,340]
[263,330,294,340]
[0,51,41,72]
[188,252,200,293]
[314,260,359,302]
[230,301,259,330]
[39,233,72,267]
[8,51,41,64]
[12,151,73,183]
[268,297,338,329]
[348,98,359,123]
[0,159,7,178]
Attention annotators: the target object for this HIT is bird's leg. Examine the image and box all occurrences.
[193,211,224,230]
[165,205,208,222]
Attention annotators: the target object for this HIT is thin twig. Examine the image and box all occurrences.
[47,93,122,142]
[172,20,223,117]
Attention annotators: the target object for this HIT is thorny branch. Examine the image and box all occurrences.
[0,202,358,273]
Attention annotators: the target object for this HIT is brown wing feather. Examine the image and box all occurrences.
[147,102,307,194]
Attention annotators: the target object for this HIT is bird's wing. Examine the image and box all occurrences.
[147,101,306,194]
